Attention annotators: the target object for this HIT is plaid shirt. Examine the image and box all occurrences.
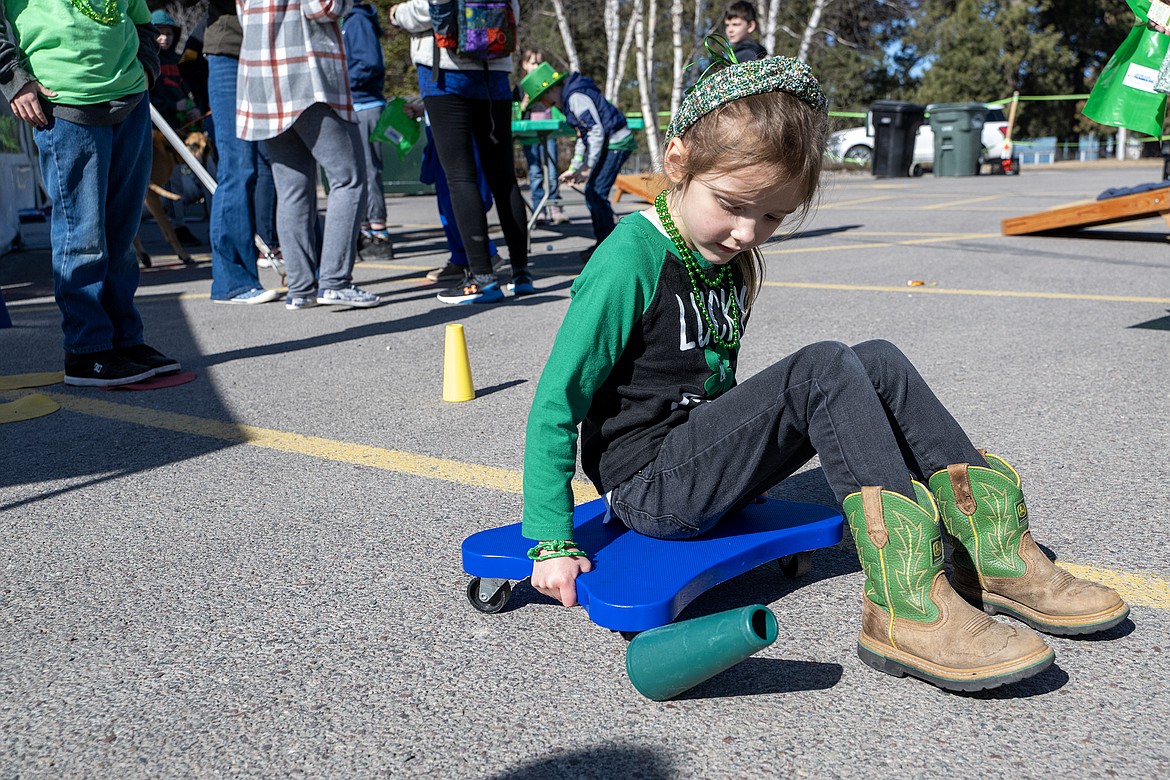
[236,0,355,141]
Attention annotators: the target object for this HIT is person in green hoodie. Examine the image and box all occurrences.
[0,0,183,386]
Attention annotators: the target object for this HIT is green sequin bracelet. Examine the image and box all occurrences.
[527,540,588,562]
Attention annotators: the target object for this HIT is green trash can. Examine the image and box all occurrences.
[926,102,986,177]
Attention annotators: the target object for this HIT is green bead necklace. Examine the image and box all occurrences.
[69,0,121,26]
[654,189,742,351]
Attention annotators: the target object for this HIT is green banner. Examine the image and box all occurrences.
[1083,0,1170,137]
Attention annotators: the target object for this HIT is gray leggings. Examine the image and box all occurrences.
[609,339,985,539]
[265,103,367,296]
[355,106,387,226]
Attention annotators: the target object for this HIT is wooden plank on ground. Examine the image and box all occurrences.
[1001,186,1170,235]
[612,173,669,204]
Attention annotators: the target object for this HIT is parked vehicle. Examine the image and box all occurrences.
[826,106,1011,173]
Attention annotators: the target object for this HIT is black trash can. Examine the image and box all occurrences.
[926,102,985,177]
[869,100,926,178]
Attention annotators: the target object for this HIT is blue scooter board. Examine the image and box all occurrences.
[462,496,844,632]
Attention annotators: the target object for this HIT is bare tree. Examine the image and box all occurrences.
[670,0,685,116]
[604,0,622,100]
[549,0,581,72]
[632,0,662,167]
[615,2,641,104]
[797,0,826,62]
[693,0,708,52]
[764,0,781,55]
[646,0,659,79]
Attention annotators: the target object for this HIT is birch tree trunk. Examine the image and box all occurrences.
[633,0,662,168]
[647,0,659,73]
[764,0,781,56]
[549,0,581,72]
[616,3,640,104]
[670,0,685,117]
[646,0,659,135]
[604,0,622,100]
[693,0,707,51]
[797,0,826,62]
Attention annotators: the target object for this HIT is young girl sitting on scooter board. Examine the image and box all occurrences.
[520,47,1129,692]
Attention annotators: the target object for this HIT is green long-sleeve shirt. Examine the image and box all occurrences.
[0,0,154,105]
[521,211,745,541]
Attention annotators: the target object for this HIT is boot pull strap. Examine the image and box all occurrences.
[948,463,977,515]
[860,486,888,547]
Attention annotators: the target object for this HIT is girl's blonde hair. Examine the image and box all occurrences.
[667,90,828,311]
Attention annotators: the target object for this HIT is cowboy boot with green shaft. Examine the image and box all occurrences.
[843,481,1054,692]
[928,453,1129,636]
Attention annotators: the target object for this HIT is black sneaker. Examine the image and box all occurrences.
[174,226,202,247]
[116,344,181,375]
[426,262,468,282]
[436,277,505,304]
[64,350,156,387]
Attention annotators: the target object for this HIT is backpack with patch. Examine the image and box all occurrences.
[428,0,516,61]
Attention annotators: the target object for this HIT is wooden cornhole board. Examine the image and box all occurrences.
[612,173,669,203]
[1002,185,1170,235]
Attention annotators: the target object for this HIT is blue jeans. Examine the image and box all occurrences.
[610,340,984,539]
[255,141,278,249]
[207,54,263,300]
[522,137,560,208]
[34,96,150,354]
[584,145,631,242]
[421,125,497,267]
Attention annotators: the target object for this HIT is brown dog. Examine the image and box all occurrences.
[134,129,209,268]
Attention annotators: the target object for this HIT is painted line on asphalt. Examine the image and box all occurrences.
[1061,564,1170,609]
[764,233,998,255]
[5,389,1168,610]
[757,280,1170,304]
[14,390,598,505]
[819,195,896,209]
[923,195,1003,210]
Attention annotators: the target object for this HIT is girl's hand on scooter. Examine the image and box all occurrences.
[531,555,592,607]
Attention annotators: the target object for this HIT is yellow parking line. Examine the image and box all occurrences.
[899,233,998,244]
[820,195,896,209]
[760,280,1170,304]
[923,195,1003,210]
[11,390,597,504]
[762,233,996,255]
[830,231,990,236]
[4,389,1168,609]
[1061,564,1170,609]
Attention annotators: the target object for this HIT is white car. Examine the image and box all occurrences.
[826,106,1011,173]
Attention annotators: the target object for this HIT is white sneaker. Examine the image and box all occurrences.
[317,285,382,308]
[214,287,280,305]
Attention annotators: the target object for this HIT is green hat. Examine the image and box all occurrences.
[520,62,567,105]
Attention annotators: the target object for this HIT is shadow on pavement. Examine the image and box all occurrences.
[1,230,248,495]
[489,745,674,780]
[678,657,844,699]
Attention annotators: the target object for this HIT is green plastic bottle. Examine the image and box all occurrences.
[625,604,778,701]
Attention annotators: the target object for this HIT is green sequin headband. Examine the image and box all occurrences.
[665,35,828,143]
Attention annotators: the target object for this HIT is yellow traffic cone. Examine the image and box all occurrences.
[443,323,475,402]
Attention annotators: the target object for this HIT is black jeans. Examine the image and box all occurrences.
[422,94,528,276]
[609,340,984,539]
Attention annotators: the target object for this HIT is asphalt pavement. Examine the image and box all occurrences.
[2,161,1169,779]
